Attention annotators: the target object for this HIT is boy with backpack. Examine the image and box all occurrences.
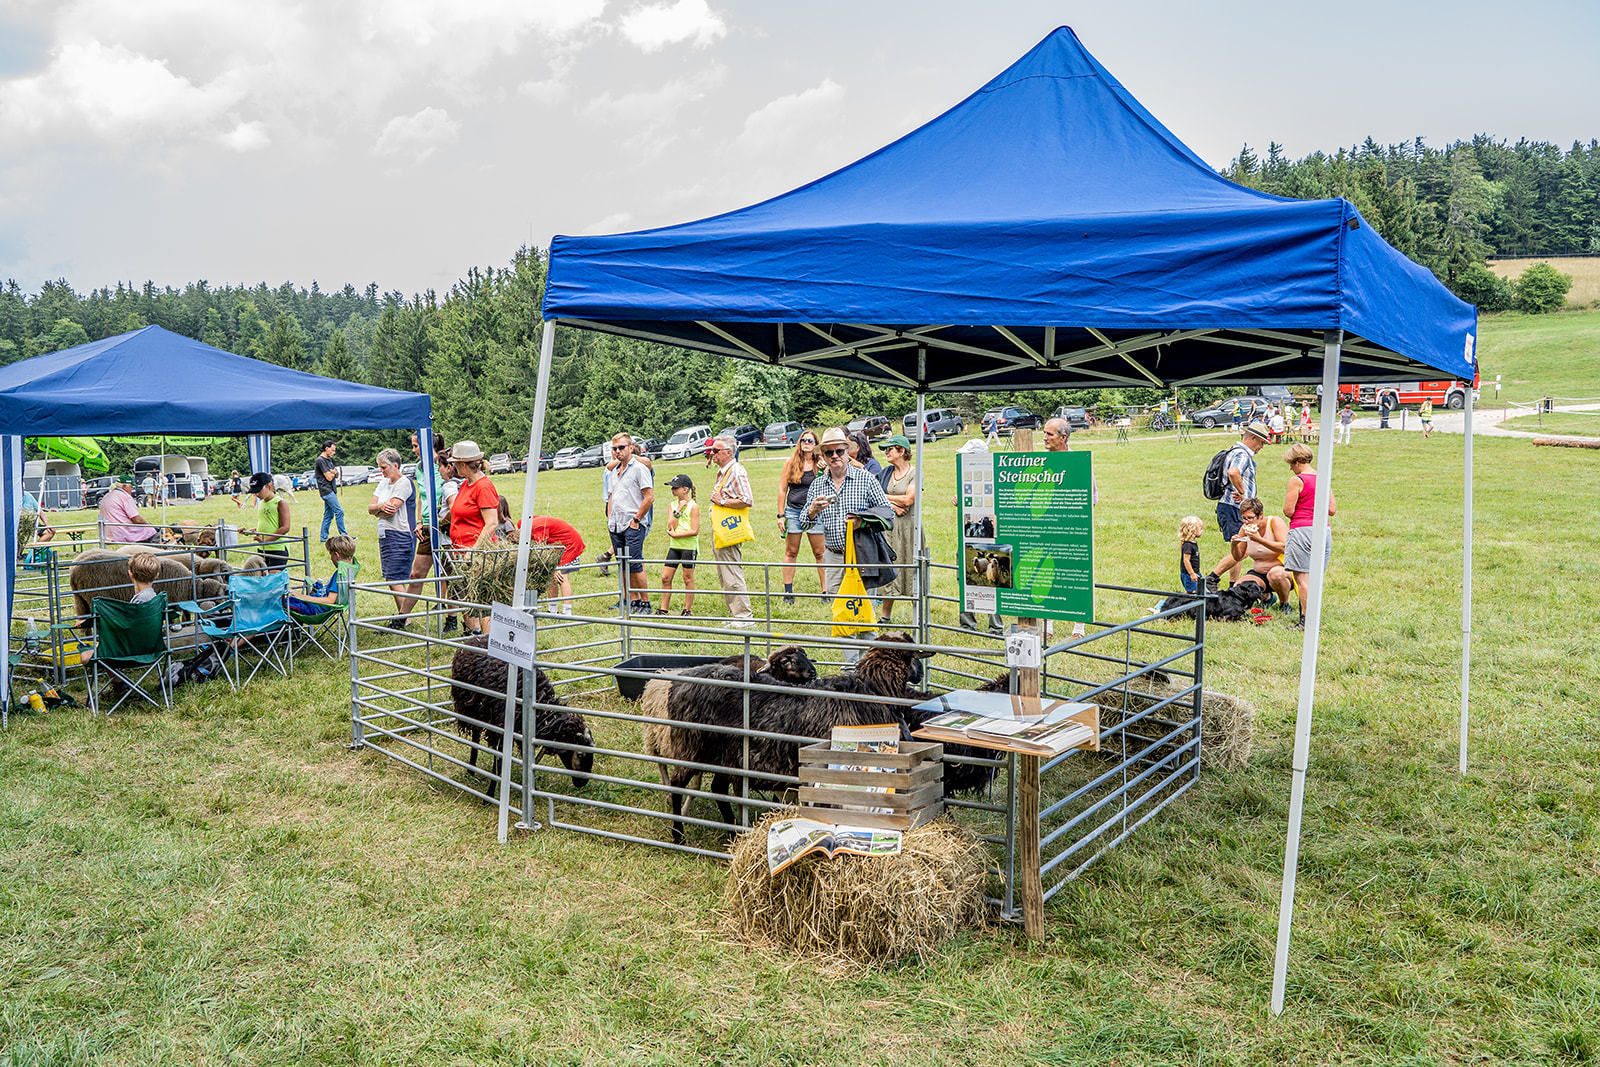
[1201,419,1270,587]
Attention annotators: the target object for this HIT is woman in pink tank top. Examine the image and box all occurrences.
[1280,443,1337,625]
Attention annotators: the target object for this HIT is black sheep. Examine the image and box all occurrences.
[450,635,595,794]
[651,635,932,844]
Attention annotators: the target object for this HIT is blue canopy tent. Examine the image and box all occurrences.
[526,27,1479,1011]
[1,325,438,719]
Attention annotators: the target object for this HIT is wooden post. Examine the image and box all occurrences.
[1008,426,1046,939]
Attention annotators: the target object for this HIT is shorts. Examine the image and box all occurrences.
[1180,572,1199,594]
[378,530,416,583]
[414,529,433,556]
[608,525,647,573]
[784,505,812,535]
[1215,501,1243,540]
[664,545,697,569]
[1284,526,1332,573]
[260,548,289,572]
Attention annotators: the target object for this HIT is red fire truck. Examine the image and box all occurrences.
[1337,371,1479,411]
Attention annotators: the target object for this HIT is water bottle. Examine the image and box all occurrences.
[24,617,42,653]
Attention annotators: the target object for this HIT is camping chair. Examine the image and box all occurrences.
[290,559,360,660]
[184,571,293,690]
[88,593,172,715]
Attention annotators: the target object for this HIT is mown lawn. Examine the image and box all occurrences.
[1476,307,1600,404]
[1498,411,1600,436]
[4,416,1596,1065]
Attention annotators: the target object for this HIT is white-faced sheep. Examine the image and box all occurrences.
[68,549,227,626]
[449,635,595,796]
[646,637,936,845]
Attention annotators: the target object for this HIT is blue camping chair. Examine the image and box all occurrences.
[183,571,293,690]
[88,593,172,715]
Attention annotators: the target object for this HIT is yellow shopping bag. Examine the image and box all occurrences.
[711,469,755,549]
[831,520,877,637]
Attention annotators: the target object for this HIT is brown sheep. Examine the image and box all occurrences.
[68,549,227,625]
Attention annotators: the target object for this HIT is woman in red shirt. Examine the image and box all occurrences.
[447,441,502,634]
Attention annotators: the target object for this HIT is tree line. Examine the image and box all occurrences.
[4,134,1590,469]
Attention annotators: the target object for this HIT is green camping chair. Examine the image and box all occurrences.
[88,593,172,715]
[289,560,361,660]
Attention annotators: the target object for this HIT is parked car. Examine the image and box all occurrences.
[532,450,554,471]
[720,424,763,447]
[552,447,584,469]
[1053,405,1093,430]
[487,453,513,474]
[980,405,1040,435]
[902,408,965,439]
[763,421,805,449]
[82,475,117,507]
[1251,385,1294,406]
[400,462,418,478]
[339,465,375,486]
[636,438,665,459]
[1188,395,1271,429]
[846,415,891,439]
[662,424,711,461]
[578,443,607,468]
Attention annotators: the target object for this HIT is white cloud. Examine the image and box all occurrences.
[584,211,636,234]
[220,119,270,152]
[585,65,724,126]
[0,39,239,139]
[736,77,844,151]
[518,55,575,105]
[619,0,725,52]
[373,106,459,161]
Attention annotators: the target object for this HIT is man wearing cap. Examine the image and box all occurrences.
[803,425,892,600]
[707,434,757,624]
[606,432,655,613]
[1214,419,1270,587]
[100,474,159,543]
[314,439,348,541]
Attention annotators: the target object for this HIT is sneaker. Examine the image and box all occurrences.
[782,595,796,605]
[653,607,668,616]
[728,619,757,629]
[680,610,692,617]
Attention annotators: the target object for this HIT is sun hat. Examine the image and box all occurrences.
[819,426,849,447]
[1243,420,1272,441]
[882,433,912,451]
[450,440,484,461]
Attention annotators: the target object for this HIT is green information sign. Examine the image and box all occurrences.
[957,450,1094,623]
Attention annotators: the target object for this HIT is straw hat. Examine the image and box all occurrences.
[819,426,849,447]
[1243,420,1271,441]
[450,440,484,461]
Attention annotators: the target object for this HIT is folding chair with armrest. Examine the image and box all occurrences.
[180,571,293,690]
[88,593,172,715]
[290,559,360,660]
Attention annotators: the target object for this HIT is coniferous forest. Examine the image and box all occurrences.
[3,135,1595,471]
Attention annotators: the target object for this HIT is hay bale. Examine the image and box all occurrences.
[725,810,989,963]
[452,538,561,608]
[1092,677,1255,771]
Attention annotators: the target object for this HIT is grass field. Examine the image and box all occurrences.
[1488,257,1600,310]
[1499,410,1600,436]
[1475,306,1600,404]
[5,424,1598,1065]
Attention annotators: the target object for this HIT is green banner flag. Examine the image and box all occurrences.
[957,450,1094,623]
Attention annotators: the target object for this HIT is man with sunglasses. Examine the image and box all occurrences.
[606,433,655,613]
[707,433,758,625]
[802,426,892,599]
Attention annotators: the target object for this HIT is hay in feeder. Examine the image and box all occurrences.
[725,810,989,964]
[16,510,38,560]
[452,538,561,608]
[1093,676,1256,771]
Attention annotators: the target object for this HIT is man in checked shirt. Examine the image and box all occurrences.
[803,426,892,658]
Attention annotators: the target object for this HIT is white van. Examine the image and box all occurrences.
[661,424,711,461]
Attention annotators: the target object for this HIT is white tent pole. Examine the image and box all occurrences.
[912,349,927,630]
[1270,329,1342,1016]
[1459,373,1474,774]
[497,319,557,843]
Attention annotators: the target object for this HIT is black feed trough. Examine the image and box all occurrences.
[614,654,731,700]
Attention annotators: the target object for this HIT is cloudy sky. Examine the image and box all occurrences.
[1,0,1595,297]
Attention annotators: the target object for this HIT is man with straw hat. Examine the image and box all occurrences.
[1210,418,1270,590]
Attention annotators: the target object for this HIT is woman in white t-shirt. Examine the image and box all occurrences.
[369,448,416,621]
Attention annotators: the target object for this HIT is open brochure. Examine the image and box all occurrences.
[910,691,1098,757]
[767,818,904,874]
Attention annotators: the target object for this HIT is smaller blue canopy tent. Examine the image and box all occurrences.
[2,325,436,717]
[532,26,1481,1013]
